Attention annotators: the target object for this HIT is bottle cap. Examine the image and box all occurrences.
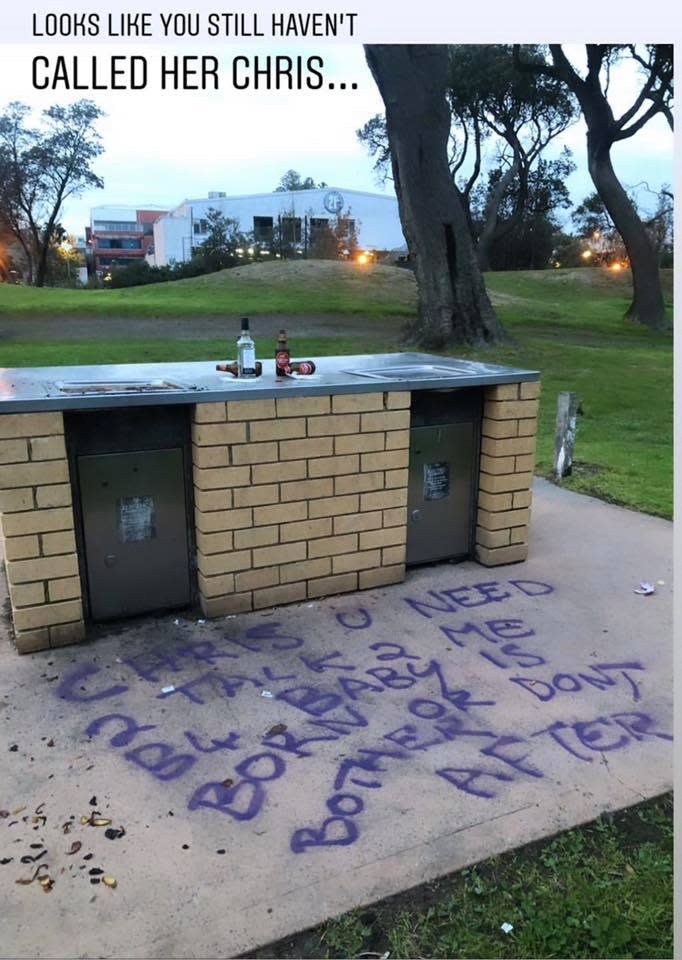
[241,317,250,331]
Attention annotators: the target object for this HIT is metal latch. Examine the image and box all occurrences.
[411,509,421,521]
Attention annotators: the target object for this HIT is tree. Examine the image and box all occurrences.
[275,169,328,192]
[449,45,575,270]
[309,208,359,259]
[514,44,673,329]
[364,45,504,347]
[359,46,575,270]
[196,207,247,269]
[0,100,104,286]
[472,150,575,270]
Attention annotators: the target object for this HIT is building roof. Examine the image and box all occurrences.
[179,187,398,207]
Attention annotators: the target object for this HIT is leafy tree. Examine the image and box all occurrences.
[275,169,328,192]
[358,45,575,270]
[514,44,673,329]
[309,208,359,259]
[364,44,504,346]
[572,192,614,240]
[473,150,575,270]
[196,207,248,269]
[449,45,575,269]
[0,100,104,286]
[45,230,82,287]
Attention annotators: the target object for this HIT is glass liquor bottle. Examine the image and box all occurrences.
[237,317,257,378]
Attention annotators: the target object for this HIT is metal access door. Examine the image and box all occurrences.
[78,448,190,620]
[407,422,475,565]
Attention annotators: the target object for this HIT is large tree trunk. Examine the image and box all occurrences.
[587,138,667,329]
[365,45,504,347]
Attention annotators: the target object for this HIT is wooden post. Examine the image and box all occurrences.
[554,391,578,479]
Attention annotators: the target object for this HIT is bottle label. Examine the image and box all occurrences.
[240,346,256,374]
[276,350,291,373]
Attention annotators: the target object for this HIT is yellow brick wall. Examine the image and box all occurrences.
[0,413,85,653]
[475,380,540,566]
[192,391,411,615]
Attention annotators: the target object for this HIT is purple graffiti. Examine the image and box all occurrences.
[337,676,384,701]
[246,622,304,650]
[436,766,514,799]
[508,579,554,597]
[300,651,356,674]
[327,793,364,817]
[290,816,358,852]
[277,685,344,717]
[262,665,298,683]
[158,672,261,704]
[334,747,408,791]
[335,608,373,630]
[310,704,369,735]
[480,735,544,779]
[262,727,339,757]
[366,666,417,690]
[369,642,420,662]
[188,779,266,821]
[406,659,496,711]
[234,752,286,782]
[405,580,554,619]
[57,664,128,703]
[86,713,156,747]
[611,711,673,742]
[478,643,546,670]
[511,661,645,703]
[184,730,240,753]
[531,710,671,762]
[188,750,286,819]
[125,743,196,781]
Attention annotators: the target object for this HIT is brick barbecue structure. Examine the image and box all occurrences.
[0,357,539,654]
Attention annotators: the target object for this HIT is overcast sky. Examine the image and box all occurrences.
[0,43,673,236]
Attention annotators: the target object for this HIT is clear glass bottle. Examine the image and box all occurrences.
[237,316,257,378]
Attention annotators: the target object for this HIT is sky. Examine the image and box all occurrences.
[0,42,673,236]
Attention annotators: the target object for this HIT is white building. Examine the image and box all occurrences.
[150,188,405,266]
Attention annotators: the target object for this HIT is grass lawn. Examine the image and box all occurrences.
[250,793,673,960]
[0,263,672,518]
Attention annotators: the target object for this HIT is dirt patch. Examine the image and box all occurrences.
[0,312,409,341]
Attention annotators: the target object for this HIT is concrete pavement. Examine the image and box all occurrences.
[0,478,673,959]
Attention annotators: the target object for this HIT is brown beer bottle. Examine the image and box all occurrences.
[289,360,316,375]
[275,329,291,377]
[216,361,262,377]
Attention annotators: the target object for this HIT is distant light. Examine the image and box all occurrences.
[275,253,281,258]
[247,247,254,256]
[357,253,369,265]
[581,250,592,260]
[236,248,244,255]
[610,262,622,271]
[593,231,601,240]
[554,261,561,269]
[261,249,270,255]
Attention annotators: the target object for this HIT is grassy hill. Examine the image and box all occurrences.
[0,259,672,322]
[0,263,673,518]
[0,260,418,318]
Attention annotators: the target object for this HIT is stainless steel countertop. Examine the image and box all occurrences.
[0,353,539,413]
